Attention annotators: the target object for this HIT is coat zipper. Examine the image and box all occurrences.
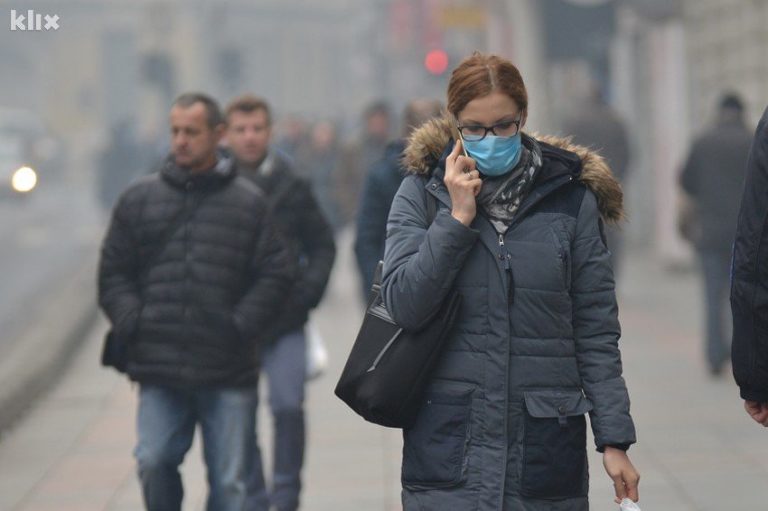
[498,233,514,304]
[559,248,571,290]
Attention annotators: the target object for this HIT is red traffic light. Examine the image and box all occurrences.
[424,50,449,75]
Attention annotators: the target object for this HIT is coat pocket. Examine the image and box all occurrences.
[520,390,592,499]
[402,390,473,490]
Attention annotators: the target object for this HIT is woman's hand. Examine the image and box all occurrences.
[444,139,482,226]
[603,446,640,504]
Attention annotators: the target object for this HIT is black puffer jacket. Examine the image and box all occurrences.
[732,106,768,401]
[240,151,336,343]
[98,156,295,388]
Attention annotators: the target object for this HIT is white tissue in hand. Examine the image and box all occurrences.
[620,498,641,511]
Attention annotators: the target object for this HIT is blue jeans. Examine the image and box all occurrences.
[699,250,732,372]
[135,384,258,511]
[247,329,306,511]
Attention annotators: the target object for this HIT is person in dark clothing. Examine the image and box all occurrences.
[274,114,309,164]
[731,105,768,425]
[562,90,631,274]
[337,101,392,228]
[680,93,752,376]
[98,93,295,511]
[354,99,442,299]
[382,52,638,511]
[297,120,345,233]
[224,95,336,511]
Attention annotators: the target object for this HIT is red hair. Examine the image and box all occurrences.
[447,52,528,117]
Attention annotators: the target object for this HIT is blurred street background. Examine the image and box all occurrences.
[2,0,768,510]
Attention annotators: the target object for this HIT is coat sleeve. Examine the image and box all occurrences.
[381,175,479,331]
[570,189,636,451]
[354,162,389,295]
[731,107,768,402]
[233,202,297,342]
[292,179,336,310]
[98,194,143,337]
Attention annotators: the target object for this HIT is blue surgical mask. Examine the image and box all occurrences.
[463,134,522,177]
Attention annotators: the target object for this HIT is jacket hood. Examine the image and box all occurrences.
[402,116,624,223]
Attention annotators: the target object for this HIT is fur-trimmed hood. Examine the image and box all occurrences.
[403,117,624,223]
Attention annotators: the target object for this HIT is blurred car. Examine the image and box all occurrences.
[0,108,61,198]
[0,136,38,198]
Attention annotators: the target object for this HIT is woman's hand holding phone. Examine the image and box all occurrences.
[445,139,482,227]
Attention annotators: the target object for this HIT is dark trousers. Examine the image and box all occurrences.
[246,329,306,511]
[699,249,732,372]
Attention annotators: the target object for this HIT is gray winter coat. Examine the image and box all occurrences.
[382,118,636,511]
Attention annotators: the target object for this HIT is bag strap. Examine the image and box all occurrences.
[141,193,203,271]
[372,187,439,292]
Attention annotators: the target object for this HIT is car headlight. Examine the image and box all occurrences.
[11,166,37,193]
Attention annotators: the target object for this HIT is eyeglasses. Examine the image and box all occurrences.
[457,116,522,142]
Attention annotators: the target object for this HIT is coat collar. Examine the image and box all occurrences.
[161,151,237,191]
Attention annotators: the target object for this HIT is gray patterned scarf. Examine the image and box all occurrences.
[477,137,543,234]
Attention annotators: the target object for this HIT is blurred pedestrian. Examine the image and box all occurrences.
[337,101,392,228]
[298,120,344,232]
[680,93,752,376]
[354,98,442,299]
[98,93,295,511]
[562,88,631,274]
[274,114,309,164]
[382,52,638,510]
[731,105,768,426]
[224,95,336,511]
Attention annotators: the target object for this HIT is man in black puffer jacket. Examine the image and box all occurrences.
[732,105,768,425]
[224,95,335,511]
[98,93,295,511]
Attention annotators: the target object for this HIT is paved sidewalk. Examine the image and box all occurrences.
[1,234,767,511]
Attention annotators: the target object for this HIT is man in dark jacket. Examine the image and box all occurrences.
[98,93,295,511]
[224,95,336,511]
[680,93,752,376]
[354,99,442,298]
[336,101,392,227]
[562,90,631,274]
[731,105,768,425]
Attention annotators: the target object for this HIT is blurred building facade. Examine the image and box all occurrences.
[2,0,516,174]
[609,0,768,263]
[1,0,399,170]
[682,0,768,126]
[3,0,768,262]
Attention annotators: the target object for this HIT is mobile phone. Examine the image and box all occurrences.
[449,117,469,157]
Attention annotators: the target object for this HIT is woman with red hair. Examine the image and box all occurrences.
[382,53,640,510]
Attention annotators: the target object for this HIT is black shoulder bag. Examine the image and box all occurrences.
[334,191,462,428]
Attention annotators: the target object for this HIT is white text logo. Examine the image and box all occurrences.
[10,10,60,31]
